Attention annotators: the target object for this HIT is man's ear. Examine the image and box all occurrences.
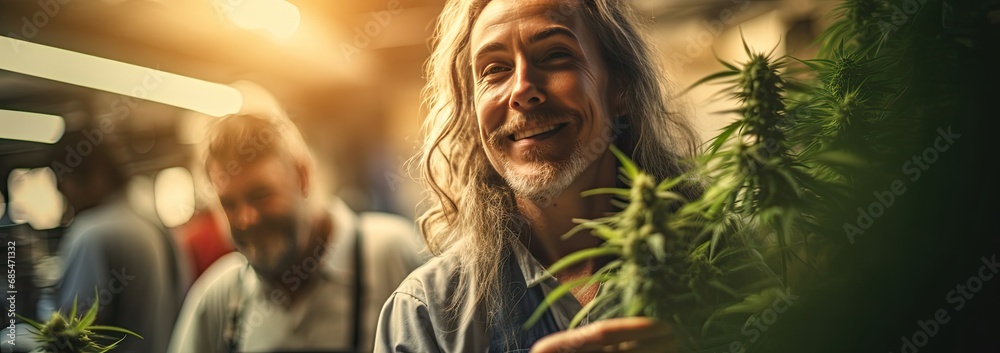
[296,162,310,198]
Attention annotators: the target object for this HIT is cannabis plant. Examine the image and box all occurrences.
[528,0,997,351]
[18,292,141,353]
[694,42,839,287]
[524,146,783,351]
[524,30,839,353]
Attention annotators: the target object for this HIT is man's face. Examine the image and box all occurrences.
[208,155,308,280]
[470,0,616,203]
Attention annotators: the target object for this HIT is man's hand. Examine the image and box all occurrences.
[530,317,680,353]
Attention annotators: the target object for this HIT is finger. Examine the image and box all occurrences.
[530,317,674,353]
[578,334,679,353]
[590,326,680,353]
[577,317,673,347]
[630,331,681,353]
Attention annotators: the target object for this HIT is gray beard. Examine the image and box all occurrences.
[501,146,592,207]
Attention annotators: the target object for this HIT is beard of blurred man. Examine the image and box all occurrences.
[231,202,306,283]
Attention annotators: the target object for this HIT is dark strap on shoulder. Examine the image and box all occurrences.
[351,216,364,351]
[227,263,250,353]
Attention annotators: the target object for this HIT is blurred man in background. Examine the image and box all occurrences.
[50,127,189,353]
[168,85,424,353]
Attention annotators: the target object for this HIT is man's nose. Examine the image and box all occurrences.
[508,62,546,111]
[232,204,259,231]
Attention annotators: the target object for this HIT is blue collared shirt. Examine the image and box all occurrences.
[374,241,596,352]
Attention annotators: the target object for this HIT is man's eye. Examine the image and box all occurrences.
[250,191,272,203]
[547,51,571,60]
[483,65,510,76]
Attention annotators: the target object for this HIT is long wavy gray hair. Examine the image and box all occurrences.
[415,0,701,325]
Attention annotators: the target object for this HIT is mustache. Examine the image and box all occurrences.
[488,111,579,147]
[231,216,296,239]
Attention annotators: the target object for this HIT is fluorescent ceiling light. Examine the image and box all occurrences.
[0,110,64,144]
[0,36,243,117]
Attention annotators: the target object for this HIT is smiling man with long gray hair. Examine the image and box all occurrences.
[374,0,700,352]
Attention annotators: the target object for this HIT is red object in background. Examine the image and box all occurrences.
[179,211,234,278]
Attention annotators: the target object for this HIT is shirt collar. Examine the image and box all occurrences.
[510,240,592,327]
[511,241,552,289]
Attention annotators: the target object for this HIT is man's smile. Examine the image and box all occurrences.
[510,122,569,141]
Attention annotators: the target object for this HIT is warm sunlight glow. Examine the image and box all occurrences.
[219,0,301,39]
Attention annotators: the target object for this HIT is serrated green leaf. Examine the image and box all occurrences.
[569,293,612,328]
[609,145,638,179]
[681,70,740,96]
[580,188,630,198]
[543,247,621,281]
[80,288,101,328]
[15,314,44,330]
[89,325,143,339]
[523,276,595,330]
[707,120,745,156]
